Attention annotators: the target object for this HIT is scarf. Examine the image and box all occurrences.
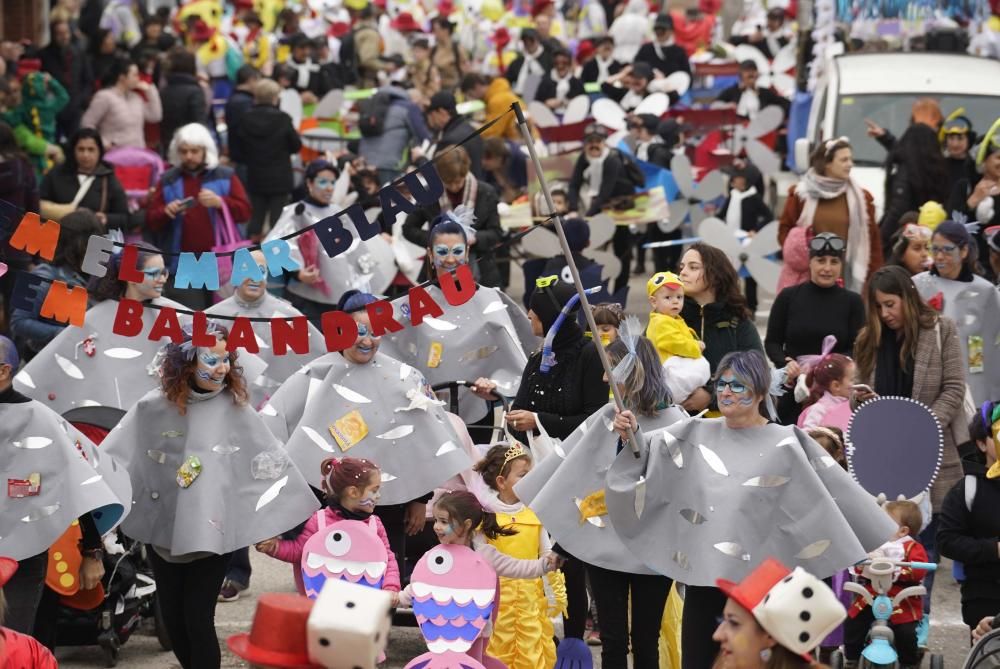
[290,57,319,89]
[296,199,332,296]
[329,499,374,522]
[653,37,676,62]
[737,88,761,118]
[795,169,870,290]
[596,55,614,81]
[438,172,478,215]
[725,186,758,231]
[515,45,547,96]
[636,136,663,162]
[553,71,573,103]
[584,148,609,198]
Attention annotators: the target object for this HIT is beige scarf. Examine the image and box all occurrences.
[795,169,870,291]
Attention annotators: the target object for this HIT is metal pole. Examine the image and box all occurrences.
[510,101,642,457]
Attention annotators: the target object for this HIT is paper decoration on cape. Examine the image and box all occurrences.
[663,71,692,97]
[0,401,131,561]
[313,89,346,118]
[563,96,591,125]
[730,105,785,176]
[410,545,495,656]
[666,154,726,232]
[847,396,943,501]
[734,43,798,98]
[280,87,304,130]
[604,418,898,585]
[260,352,472,506]
[521,215,621,283]
[697,216,782,293]
[592,98,628,131]
[634,93,670,117]
[101,388,319,555]
[301,517,389,599]
[912,271,1000,406]
[516,403,688,573]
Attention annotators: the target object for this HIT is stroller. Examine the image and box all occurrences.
[55,407,170,667]
[965,616,1000,669]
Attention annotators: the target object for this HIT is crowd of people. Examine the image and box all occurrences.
[2,0,1000,668]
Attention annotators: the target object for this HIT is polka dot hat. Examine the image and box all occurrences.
[717,558,847,660]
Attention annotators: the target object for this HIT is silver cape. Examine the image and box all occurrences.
[101,388,319,556]
[604,417,898,585]
[913,272,1000,406]
[516,403,688,574]
[1,400,132,560]
[13,298,269,413]
[206,292,326,406]
[260,351,472,505]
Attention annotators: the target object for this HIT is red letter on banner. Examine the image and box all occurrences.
[226,317,259,354]
[9,213,60,261]
[271,317,310,356]
[191,311,218,347]
[39,281,87,327]
[365,300,404,337]
[113,299,145,336]
[439,264,476,307]
[320,310,358,352]
[117,244,145,283]
[407,285,444,326]
[148,307,183,343]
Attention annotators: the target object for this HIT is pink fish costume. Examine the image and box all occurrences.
[301,517,390,600]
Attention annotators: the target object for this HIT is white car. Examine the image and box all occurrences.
[793,52,1000,218]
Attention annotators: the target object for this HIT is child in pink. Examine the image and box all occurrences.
[255,457,400,601]
[797,352,855,432]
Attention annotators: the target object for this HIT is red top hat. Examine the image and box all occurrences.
[532,0,554,16]
[437,0,455,17]
[391,12,423,32]
[0,557,18,588]
[190,19,216,42]
[228,593,322,669]
[575,39,595,65]
[328,21,351,38]
[717,558,790,613]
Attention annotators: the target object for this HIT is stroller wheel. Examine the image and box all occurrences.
[98,633,120,667]
[829,650,845,669]
[929,654,944,669]
[153,595,172,651]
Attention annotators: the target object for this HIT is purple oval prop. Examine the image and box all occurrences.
[846,396,943,500]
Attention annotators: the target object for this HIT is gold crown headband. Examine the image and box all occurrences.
[503,443,528,468]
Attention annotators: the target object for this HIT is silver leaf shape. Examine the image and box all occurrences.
[22,504,60,522]
[13,437,52,449]
[423,317,457,331]
[680,508,707,525]
[673,551,690,570]
[208,518,225,534]
[483,301,508,314]
[377,425,415,440]
[634,476,646,519]
[697,444,729,476]
[459,346,499,362]
[81,474,103,485]
[742,475,790,488]
[381,471,398,483]
[302,426,335,453]
[666,435,684,468]
[796,539,832,560]
[260,403,278,417]
[212,445,240,455]
[811,456,837,470]
[255,476,288,511]
[714,542,751,561]
[55,353,84,380]
[775,436,798,448]
[333,384,372,404]
[15,371,35,388]
[399,363,413,381]
[147,450,167,464]
[103,347,143,359]
[436,441,458,456]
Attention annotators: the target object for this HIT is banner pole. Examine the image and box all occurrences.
[510,101,642,457]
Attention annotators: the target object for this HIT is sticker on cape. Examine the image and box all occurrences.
[300,518,388,599]
[426,342,443,368]
[329,410,369,451]
[8,474,41,498]
[176,456,202,488]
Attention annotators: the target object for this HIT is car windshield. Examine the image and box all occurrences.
[834,93,1000,166]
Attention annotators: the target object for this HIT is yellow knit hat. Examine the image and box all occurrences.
[917,201,947,231]
[647,271,683,297]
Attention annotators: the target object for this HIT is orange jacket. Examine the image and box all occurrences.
[482,78,525,142]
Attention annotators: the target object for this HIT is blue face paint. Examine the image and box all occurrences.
[141,267,169,281]
[715,376,748,395]
[199,352,231,367]
[195,369,225,385]
[432,244,467,268]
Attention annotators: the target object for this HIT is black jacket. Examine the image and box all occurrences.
[39,161,130,230]
[39,42,93,127]
[435,115,483,179]
[568,150,635,216]
[635,42,691,77]
[879,161,950,255]
[509,333,610,443]
[505,49,554,91]
[938,451,1000,604]
[234,103,303,195]
[717,84,789,115]
[401,180,504,288]
[581,58,624,84]
[535,76,587,106]
[730,34,789,60]
[159,73,207,152]
[719,190,773,233]
[224,89,255,163]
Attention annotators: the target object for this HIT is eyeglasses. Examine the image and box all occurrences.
[141,267,169,281]
[931,243,959,255]
[715,377,748,394]
[198,352,231,367]
[433,244,466,258]
[809,235,846,254]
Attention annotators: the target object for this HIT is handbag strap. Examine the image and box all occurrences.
[213,198,240,247]
[69,175,96,210]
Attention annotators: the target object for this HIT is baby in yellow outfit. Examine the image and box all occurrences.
[647,271,710,402]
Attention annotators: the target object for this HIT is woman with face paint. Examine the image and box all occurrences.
[260,290,473,588]
[100,323,320,669]
[604,349,897,669]
[517,320,682,669]
[911,221,1000,407]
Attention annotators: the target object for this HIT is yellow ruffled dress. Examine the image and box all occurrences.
[487,507,557,669]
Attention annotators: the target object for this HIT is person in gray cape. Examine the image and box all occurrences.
[100,322,319,669]
[604,349,897,669]
[0,336,131,635]
[260,290,473,579]
[516,322,683,669]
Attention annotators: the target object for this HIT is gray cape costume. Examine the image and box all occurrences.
[206,292,326,406]
[380,285,537,420]
[260,351,472,506]
[516,403,688,574]
[913,272,1000,406]
[13,298,268,413]
[1,400,132,560]
[101,388,319,556]
[605,417,897,585]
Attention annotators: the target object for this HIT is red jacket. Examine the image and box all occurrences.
[1,627,58,669]
[848,538,928,624]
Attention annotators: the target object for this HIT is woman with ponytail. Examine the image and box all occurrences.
[794,337,855,433]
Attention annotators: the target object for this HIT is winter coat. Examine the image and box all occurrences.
[567,150,635,217]
[224,89,255,164]
[159,73,207,152]
[39,161,130,230]
[434,115,483,178]
[635,41,691,77]
[234,103,302,195]
[357,86,432,172]
[535,76,587,107]
[482,78,524,142]
[879,161,951,255]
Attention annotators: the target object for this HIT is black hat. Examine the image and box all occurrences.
[427,91,457,114]
[722,160,762,185]
[632,113,661,133]
[289,32,311,49]
[530,275,580,333]
[653,13,674,31]
[521,28,540,42]
[767,7,785,19]
[631,61,653,81]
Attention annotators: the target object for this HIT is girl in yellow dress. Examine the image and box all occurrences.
[475,443,558,669]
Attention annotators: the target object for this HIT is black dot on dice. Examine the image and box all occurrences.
[319,638,330,647]
[799,632,810,643]
[333,533,342,541]
[346,601,355,608]
[800,611,811,622]
[763,594,770,604]
[802,587,814,598]
[435,557,444,565]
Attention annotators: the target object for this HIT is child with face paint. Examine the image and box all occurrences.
[255,456,400,602]
[589,302,624,346]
